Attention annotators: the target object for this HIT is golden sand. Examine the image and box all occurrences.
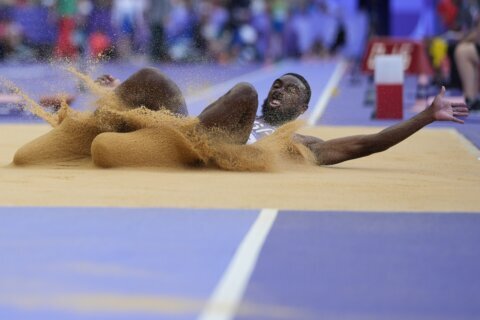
[2,68,479,212]
[10,68,315,171]
[1,124,479,212]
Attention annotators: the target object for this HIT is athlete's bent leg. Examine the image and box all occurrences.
[114,67,188,115]
[91,126,202,168]
[13,116,101,165]
[198,82,258,144]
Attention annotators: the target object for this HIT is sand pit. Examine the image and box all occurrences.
[7,67,315,172]
[1,124,479,212]
[2,68,479,212]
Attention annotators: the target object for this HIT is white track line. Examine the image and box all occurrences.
[198,62,341,319]
[186,62,291,106]
[307,60,347,126]
[451,128,480,159]
[198,209,278,320]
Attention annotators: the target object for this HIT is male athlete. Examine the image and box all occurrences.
[15,67,469,167]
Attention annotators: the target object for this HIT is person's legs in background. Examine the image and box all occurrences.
[455,42,480,110]
[150,22,168,61]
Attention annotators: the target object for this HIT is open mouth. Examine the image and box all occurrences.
[269,98,281,107]
[269,92,282,107]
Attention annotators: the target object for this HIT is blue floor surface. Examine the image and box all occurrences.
[1,60,479,320]
[0,207,258,320]
[1,208,480,320]
[238,211,480,320]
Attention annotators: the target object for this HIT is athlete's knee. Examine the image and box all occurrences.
[133,67,163,80]
[91,134,116,168]
[230,82,258,113]
[122,67,168,93]
[232,82,258,100]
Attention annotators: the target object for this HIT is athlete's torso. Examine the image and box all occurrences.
[247,117,276,144]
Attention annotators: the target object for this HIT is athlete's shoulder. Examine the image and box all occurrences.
[253,116,274,129]
[247,117,277,144]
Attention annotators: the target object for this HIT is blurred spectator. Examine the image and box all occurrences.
[165,0,199,61]
[341,0,368,60]
[362,0,390,37]
[268,0,289,62]
[454,0,480,110]
[55,0,78,58]
[10,0,57,61]
[86,0,115,58]
[199,0,229,62]
[438,0,460,30]
[147,0,171,61]
[285,1,341,59]
[0,5,22,61]
[0,0,376,64]
[287,2,315,58]
[251,0,271,61]
[429,0,480,98]
[226,0,258,61]
[314,1,343,55]
[111,0,148,59]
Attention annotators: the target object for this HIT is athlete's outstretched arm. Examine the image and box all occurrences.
[296,87,469,165]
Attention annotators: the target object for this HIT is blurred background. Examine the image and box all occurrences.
[1,4,479,319]
[0,0,478,93]
[0,0,382,64]
[0,1,467,61]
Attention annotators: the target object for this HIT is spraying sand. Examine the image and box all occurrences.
[10,68,315,171]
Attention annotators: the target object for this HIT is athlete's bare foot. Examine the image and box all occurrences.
[95,74,121,88]
[39,94,75,110]
[39,75,121,110]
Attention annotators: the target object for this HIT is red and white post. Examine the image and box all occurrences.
[374,55,404,119]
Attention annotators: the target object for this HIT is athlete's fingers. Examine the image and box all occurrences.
[452,106,469,112]
[104,75,114,81]
[454,109,470,115]
[451,115,465,124]
[451,102,468,108]
[95,75,112,83]
[440,86,446,97]
[453,106,469,112]
[453,111,469,117]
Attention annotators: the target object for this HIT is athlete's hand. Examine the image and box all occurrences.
[95,74,121,88]
[39,94,75,110]
[429,86,469,124]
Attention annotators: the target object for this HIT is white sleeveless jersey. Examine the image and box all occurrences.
[247,117,276,144]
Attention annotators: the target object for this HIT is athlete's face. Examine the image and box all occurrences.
[262,75,309,126]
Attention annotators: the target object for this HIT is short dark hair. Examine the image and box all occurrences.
[283,73,311,103]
